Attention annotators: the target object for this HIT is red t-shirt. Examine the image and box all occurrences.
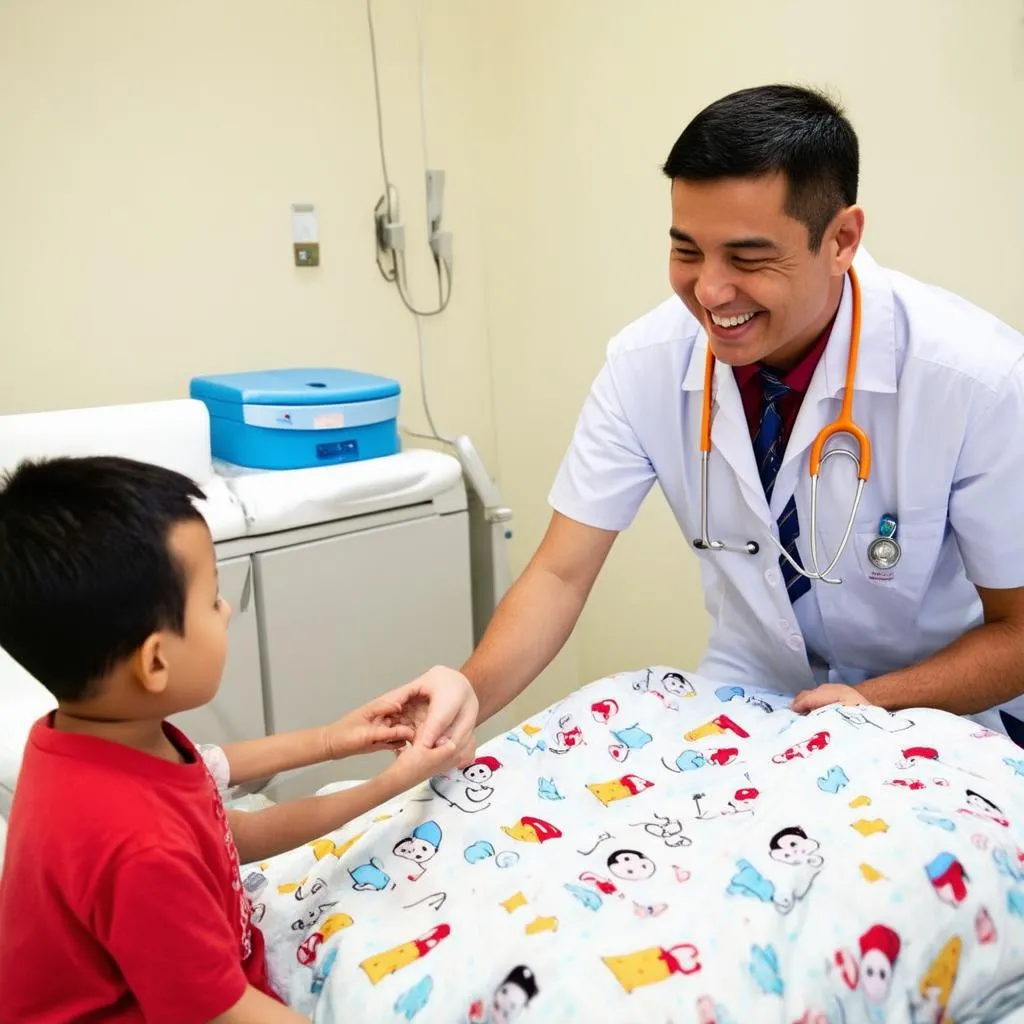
[732,321,834,445]
[0,715,278,1023]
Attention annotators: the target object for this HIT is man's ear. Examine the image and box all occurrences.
[131,633,170,695]
[830,204,865,275]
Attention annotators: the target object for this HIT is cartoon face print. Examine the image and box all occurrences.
[431,763,499,813]
[859,924,901,1004]
[291,901,338,932]
[769,827,823,867]
[394,821,442,867]
[395,838,434,862]
[294,877,328,901]
[861,949,893,1002]
[607,849,657,881]
[660,672,696,698]
[492,965,538,1024]
[464,757,501,784]
[966,789,1002,816]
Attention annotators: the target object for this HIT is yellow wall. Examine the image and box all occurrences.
[2,0,1022,723]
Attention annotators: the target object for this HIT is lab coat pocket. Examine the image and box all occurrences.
[852,518,946,603]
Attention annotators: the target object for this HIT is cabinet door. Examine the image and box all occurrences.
[256,512,472,798]
[170,555,265,748]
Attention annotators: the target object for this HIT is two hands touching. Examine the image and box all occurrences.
[321,666,479,789]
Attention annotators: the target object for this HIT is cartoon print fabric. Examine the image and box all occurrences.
[249,668,1024,1022]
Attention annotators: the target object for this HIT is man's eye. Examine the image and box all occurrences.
[674,249,700,259]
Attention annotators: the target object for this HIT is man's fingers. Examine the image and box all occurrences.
[446,700,477,751]
[416,706,457,751]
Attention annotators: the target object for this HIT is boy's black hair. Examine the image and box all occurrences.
[0,455,205,702]
[662,84,859,251]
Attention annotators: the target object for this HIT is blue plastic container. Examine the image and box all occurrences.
[189,367,401,470]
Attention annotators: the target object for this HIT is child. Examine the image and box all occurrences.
[0,455,468,1023]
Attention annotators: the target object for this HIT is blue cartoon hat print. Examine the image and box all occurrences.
[413,820,442,849]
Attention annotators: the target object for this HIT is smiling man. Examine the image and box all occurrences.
[403,83,1024,748]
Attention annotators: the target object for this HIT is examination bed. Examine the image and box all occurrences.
[243,668,1024,1023]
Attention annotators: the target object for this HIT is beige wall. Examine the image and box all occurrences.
[0,0,499,467]
[472,0,1024,695]
[2,0,1022,721]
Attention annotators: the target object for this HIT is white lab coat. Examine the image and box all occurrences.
[549,247,1024,734]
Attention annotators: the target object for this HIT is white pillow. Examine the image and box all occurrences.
[0,645,56,818]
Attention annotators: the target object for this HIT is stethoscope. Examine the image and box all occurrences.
[692,266,900,584]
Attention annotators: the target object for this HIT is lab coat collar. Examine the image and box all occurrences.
[820,246,897,400]
[775,246,896,503]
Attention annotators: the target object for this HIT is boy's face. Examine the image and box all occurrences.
[159,520,231,712]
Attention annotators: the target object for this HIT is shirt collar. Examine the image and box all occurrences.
[732,316,834,395]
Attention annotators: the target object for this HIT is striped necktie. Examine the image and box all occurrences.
[752,368,811,603]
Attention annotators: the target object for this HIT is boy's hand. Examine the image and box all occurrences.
[385,735,465,790]
[321,695,415,760]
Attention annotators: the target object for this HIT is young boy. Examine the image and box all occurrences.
[0,455,469,1022]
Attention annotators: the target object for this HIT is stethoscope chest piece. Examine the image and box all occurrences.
[867,514,901,570]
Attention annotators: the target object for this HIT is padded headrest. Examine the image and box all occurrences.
[0,399,215,485]
[0,399,248,542]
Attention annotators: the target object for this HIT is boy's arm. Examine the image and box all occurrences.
[227,739,460,864]
[211,986,307,1023]
[218,726,335,787]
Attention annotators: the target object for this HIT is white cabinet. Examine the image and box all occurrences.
[255,511,473,799]
[170,555,265,749]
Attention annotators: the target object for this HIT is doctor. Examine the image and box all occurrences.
[404,83,1024,749]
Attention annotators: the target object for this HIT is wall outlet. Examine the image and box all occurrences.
[294,242,320,267]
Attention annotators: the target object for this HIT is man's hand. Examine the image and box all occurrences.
[384,666,479,759]
[384,735,466,792]
[321,694,415,760]
[791,683,871,714]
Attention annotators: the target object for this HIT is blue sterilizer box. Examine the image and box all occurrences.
[189,367,402,470]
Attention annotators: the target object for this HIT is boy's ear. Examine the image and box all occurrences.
[132,633,170,695]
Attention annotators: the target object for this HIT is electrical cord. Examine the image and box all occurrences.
[365,0,451,315]
[366,0,453,441]
[365,0,394,221]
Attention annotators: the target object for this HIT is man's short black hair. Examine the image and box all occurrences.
[0,455,206,702]
[662,84,859,251]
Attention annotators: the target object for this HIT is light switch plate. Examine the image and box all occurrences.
[291,204,319,268]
